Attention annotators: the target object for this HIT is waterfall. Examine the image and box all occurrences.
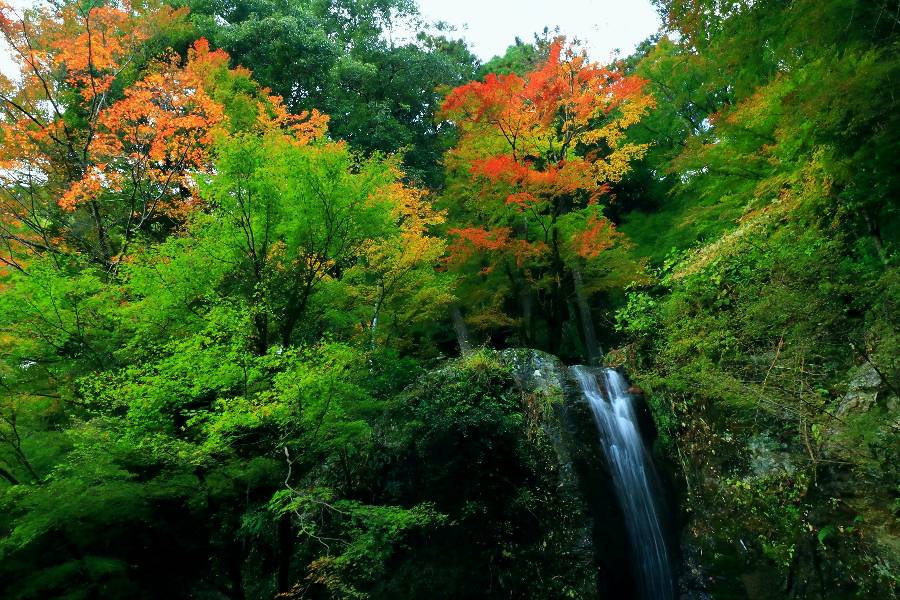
[571,366,673,600]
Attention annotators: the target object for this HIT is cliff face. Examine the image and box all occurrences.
[500,348,675,598]
[370,348,602,598]
[662,361,900,600]
[501,348,899,600]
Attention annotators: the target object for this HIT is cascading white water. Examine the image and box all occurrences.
[571,366,673,600]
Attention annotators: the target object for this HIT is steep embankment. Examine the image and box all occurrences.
[616,205,900,598]
[373,348,678,598]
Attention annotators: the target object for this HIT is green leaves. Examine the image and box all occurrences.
[191,0,478,185]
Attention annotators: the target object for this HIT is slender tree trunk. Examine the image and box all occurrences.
[572,266,602,365]
[254,313,269,355]
[863,210,887,265]
[0,465,19,485]
[451,306,473,355]
[519,287,534,346]
[547,229,568,355]
[276,514,293,594]
[281,280,312,347]
[546,285,566,356]
[226,541,246,600]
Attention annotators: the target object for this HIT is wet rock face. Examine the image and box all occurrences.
[747,433,796,478]
[499,349,651,598]
[500,348,572,398]
[670,358,900,600]
[835,363,886,418]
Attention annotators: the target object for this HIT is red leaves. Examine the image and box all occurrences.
[0,3,331,266]
[449,227,513,253]
[440,36,650,280]
[448,227,548,268]
[505,192,539,211]
[571,215,623,259]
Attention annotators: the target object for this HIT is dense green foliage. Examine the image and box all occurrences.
[610,0,900,596]
[0,0,897,598]
[189,0,478,185]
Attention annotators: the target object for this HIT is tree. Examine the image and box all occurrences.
[440,39,653,359]
[186,130,450,353]
[0,1,192,270]
[190,0,479,185]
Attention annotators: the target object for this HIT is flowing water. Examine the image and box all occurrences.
[571,366,673,600]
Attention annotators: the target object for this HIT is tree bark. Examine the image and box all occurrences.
[0,465,19,485]
[863,210,887,265]
[572,266,602,365]
[276,514,293,594]
[519,287,534,346]
[451,306,473,355]
[226,540,246,600]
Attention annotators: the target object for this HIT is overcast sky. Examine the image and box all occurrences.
[1,0,662,78]
[413,0,662,62]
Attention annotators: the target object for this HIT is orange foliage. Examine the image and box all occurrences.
[441,38,650,273]
[449,227,513,254]
[58,43,226,215]
[0,2,327,268]
[505,192,539,211]
[571,215,623,259]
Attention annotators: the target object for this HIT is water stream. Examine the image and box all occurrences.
[571,366,673,600]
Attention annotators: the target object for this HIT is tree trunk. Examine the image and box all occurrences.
[276,514,293,594]
[519,287,534,346]
[226,540,246,600]
[254,312,269,356]
[451,306,473,355]
[572,266,602,365]
[547,229,567,355]
[863,210,887,265]
[0,465,19,485]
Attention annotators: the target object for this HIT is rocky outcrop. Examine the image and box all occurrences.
[499,348,666,598]
[669,360,900,600]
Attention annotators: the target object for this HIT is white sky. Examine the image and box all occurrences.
[1,0,662,78]
[413,0,662,62]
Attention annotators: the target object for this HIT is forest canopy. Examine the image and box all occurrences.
[0,0,897,598]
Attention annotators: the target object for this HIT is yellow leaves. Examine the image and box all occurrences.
[591,142,652,184]
[380,182,446,236]
[580,91,656,149]
[366,183,447,276]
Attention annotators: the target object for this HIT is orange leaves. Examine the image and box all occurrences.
[468,154,599,202]
[275,108,329,144]
[54,5,146,101]
[0,2,332,266]
[56,41,226,214]
[185,36,329,143]
[440,36,649,283]
[441,37,653,173]
[0,1,187,103]
[469,155,524,181]
[571,215,623,259]
[449,227,513,253]
[447,226,514,267]
[505,192,539,211]
[448,227,548,268]
[51,36,330,216]
[58,166,124,211]
[441,72,523,124]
